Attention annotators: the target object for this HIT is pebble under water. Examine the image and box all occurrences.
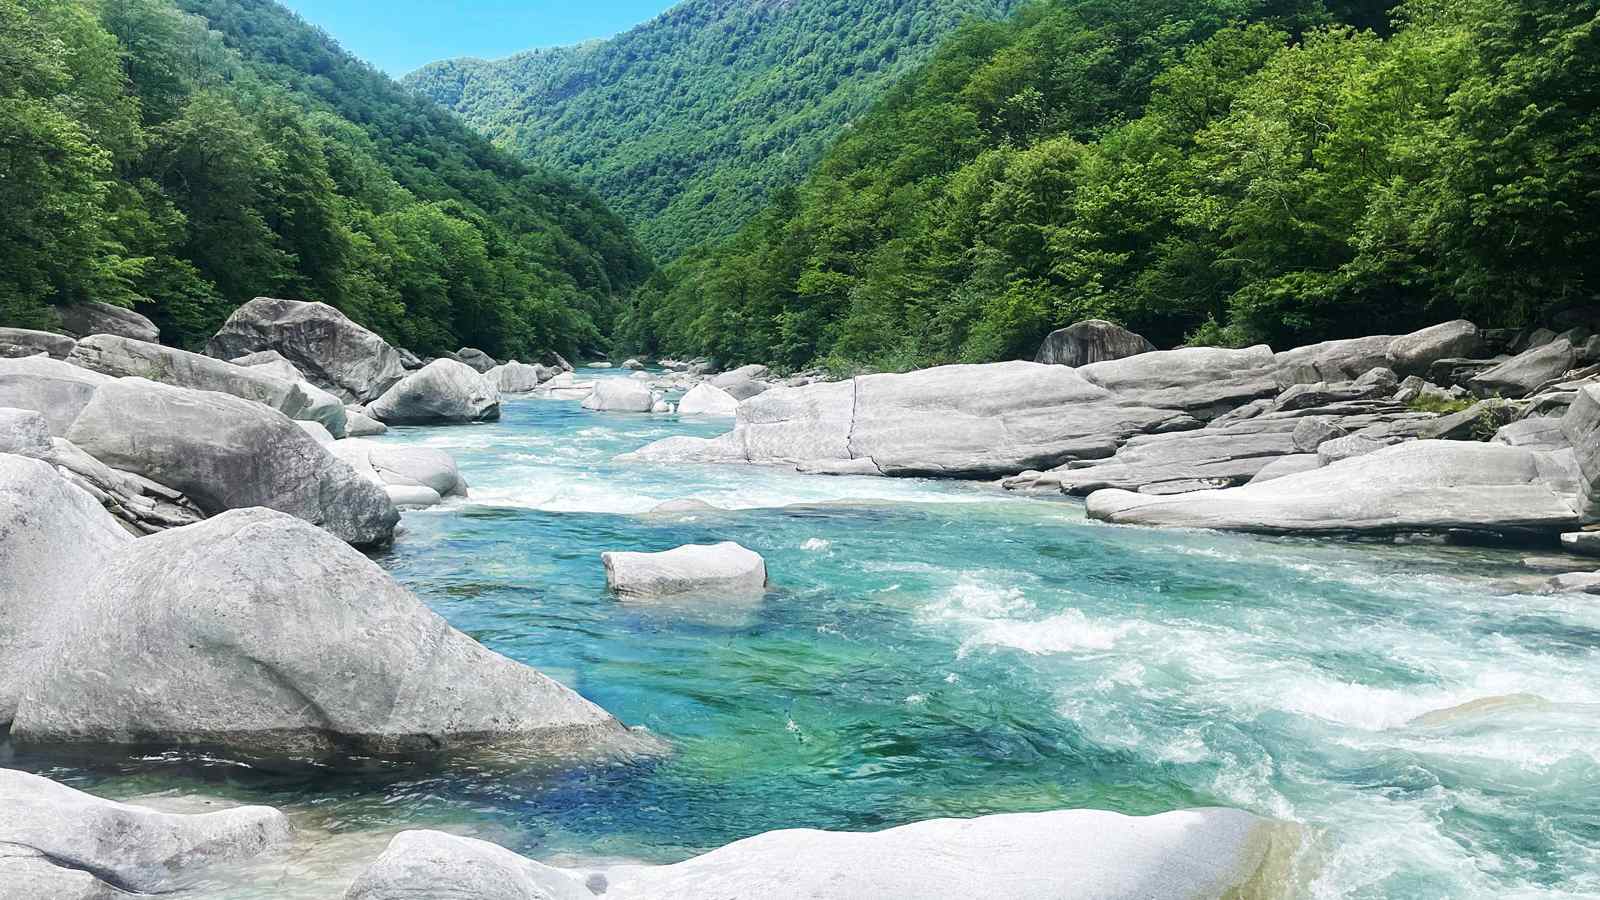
[16,370,1600,898]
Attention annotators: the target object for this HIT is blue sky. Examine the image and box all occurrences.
[281,0,679,76]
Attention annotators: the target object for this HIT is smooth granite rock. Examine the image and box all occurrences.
[1386,320,1480,376]
[602,542,768,598]
[1035,319,1156,367]
[677,383,741,417]
[1469,339,1582,398]
[343,406,388,436]
[454,347,498,373]
[1087,440,1580,537]
[0,327,75,360]
[344,808,1298,900]
[206,297,406,403]
[1247,453,1323,483]
[1079,345,1279,416]
[1273,334,1393,385]
[65,378,397,546]
[0,408,52,456]
[10,509,630,760]
[486,360,548,393]
[369,359,500,425]
[1563,382,1600,522]
[581,379,656,413]
[0,769,291,895]
[56,301,160,343]
[0,355,112,435]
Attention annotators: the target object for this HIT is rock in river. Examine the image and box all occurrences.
[1087,440,1581,537]
[581,378,656,413]
[64,377,397,547]
[206,297,406,403]
[368,358,500,425]
[0,768,291,897]
[344,807,1297,900]
[602,541,768,598]
[8,508,631,761]
[677,382,740,417]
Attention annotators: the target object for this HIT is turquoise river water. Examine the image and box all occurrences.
[14,369,1600,898]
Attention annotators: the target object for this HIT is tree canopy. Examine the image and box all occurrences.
[614,0,1597,372]
[0,0,651,358]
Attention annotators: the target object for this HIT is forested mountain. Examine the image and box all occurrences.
[406,0,1024,259]
[1,0,650,357]
[615,0,1598,372]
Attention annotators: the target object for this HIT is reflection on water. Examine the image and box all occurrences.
[18,372,1600,898]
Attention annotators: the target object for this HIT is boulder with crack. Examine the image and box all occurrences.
[206,297,406,403]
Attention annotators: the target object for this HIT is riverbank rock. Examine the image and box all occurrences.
[454,347,498,373]
[710,364,773,400]
[1468,338,1582,398]
[582,379,656,412]
[0,769,292,896]
[678,382,740,416]
[1079,346,1279,417]
[1386,320,1480,376]
[329,440,468,501]
[1565,383,1600,522]
[369,358,500,425]
[486,360,549,393]
[206,297,406,403]
[344,807,1296,900]
[10,508,631,761]
[70,334,346,437]
[0,455,132,720]
[65,378,397,546]
[1561,531,1600,557]
[1036,319,1156,367]
[0,408,51,456]
[57,301,161,343]
[0,327,75,360]
[602,542,767,598]
[0,355,112,434]
[1087,440,1580,537]
[344,406,387,436]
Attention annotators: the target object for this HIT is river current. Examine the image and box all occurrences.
[18,369,1600,898]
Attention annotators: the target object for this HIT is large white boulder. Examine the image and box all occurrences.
[344,405,388,436]
[0,355,112,435]
[206,297,407,403]
[9,508,632,760]
[1087,440,1580,536]
[486,360,548,393]
[344,807,1297,900]
[582,378,656,412]
[368,359,500,425]
[329,439,468,500]
[69,334,346,437]
[602,542,767,598]
[0,455,132,721]
[0,768,291,896]
[0,408,51,456]
[677,382,741,417]
[56,300,160,343]
[65,377,397,547]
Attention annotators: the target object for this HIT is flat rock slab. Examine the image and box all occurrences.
[344,807,1298,900]
[1087,440,1580,537]
[603,542,767,598]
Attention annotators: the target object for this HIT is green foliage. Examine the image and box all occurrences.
[619,0,1598,370]
[0,0,650,358]
[406,0,1025,259]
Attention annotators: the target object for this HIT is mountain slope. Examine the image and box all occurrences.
[0,0,649,358]
[406,0,1023,259]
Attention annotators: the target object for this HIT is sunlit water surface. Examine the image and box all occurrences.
[15,371,1600,898]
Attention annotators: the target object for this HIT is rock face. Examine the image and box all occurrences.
[369,358,500,425]
[9,508,629,760]
[1386,320,1480,375]
[455,347,498,373]
[69,334,346,437]
[0,327,75,360]
[1469,338,1581,398]
[0,355,112,435]
[0,455,132,721]
[602,542,768,598]
[582,378,656,413]
[677,382,741,417]
[56,301,160,343]
[65,377,397,547]
[1035,319,1156,367]
[1087,440,1580,537]
[0,769,292,896]
[344,808,1296,900]
[206,297,406,403]
[1565,383,1600,522]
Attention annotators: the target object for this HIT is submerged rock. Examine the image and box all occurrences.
[1035,319,1155,367]
[206,297,406,403]
[369,358,500,425]
[57,300,160,343]
[602,541,768,598]
[344,808,1297,900]
[10,508,630,761]
[678,382,740,416]
[1087,440,1580,537]
[0,769,292,896]
[581,378,656,412]
[65,377,397,547]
